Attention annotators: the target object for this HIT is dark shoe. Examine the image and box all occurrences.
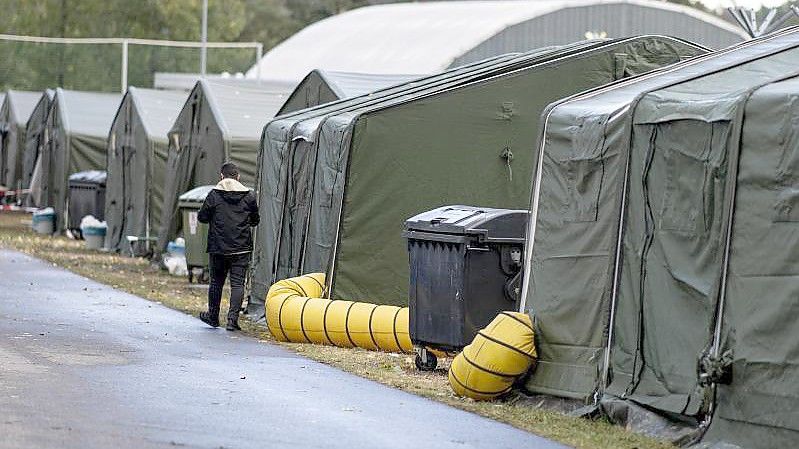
[199,311,220,328]
[226,319,242,331]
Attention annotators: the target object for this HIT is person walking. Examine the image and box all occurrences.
[197,162,259,331]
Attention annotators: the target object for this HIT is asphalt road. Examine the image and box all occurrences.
[0,249,567,449]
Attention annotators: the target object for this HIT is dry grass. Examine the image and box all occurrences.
[0,211,675,449]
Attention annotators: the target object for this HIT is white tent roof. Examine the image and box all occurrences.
[127,87,188,141]
[246,0,746,83]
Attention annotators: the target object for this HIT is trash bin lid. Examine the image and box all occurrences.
[404,205,528,243]
[68,170,107,185]
[178,185,215,205]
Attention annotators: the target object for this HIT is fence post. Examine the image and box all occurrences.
[255,43,263,83]
[200,0,208,76]
[121,39,128,93]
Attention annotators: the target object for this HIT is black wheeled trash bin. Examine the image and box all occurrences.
[403,205,528,370]
[68,170,107,238]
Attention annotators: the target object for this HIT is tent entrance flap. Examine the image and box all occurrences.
[606,116,735,416]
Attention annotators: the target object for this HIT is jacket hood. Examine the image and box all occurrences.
[214,178,250,204]
[215,178,249,192]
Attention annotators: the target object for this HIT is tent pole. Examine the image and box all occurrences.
[121,39,128,93]
[200,0,208,76]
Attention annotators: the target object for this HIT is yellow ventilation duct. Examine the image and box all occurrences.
[266,273,413,353]
[448,312,536,400]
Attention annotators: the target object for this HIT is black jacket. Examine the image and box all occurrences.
[197,179,260,255]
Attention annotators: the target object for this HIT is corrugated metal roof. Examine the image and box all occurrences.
[246,0,746,83]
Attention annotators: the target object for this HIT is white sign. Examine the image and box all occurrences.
[188,211,199,235]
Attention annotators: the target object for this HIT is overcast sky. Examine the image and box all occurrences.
[698,0,787,10]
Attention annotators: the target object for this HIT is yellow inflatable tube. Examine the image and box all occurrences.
[266,273,412,353]
[448,312,537,400]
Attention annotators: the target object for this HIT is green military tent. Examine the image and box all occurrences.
[156,79,289,252]
[250,51,522,315]
[277,70,421,115]
[105,87,187,255]
[518,26,799,449]
[39,88,121,231]
[0,90,40,191]
[252,36,707,308]
[22,90,55,207]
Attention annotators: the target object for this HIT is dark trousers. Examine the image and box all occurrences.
[208,252,250,322]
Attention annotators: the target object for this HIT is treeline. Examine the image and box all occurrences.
[0,0,373,91]
[0,0,793,92]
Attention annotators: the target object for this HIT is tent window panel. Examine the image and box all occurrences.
[562,115,610,223]
[656,120,729,234]
[774,97,799,223]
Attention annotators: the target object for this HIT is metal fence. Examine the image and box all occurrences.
[0,34,263,93]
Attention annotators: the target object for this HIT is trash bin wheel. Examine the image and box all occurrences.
[198,269,210,284]
[415,352,438,371]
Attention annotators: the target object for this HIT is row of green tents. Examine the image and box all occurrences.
[0,72,409,252]
[247,29,799,447]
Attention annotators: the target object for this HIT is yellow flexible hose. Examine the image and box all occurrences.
[266,273,412,353]
[448,312,537,400]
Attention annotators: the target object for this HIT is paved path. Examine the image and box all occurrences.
[0,249,567,449]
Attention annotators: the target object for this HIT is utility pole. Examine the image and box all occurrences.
[200,0,208,76]
[58,0,67,86]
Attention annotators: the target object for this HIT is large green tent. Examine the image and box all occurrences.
[39,89,121,231]
[277,70,421,116]
[255,36,707,307]
[0,90,40,190]
[105,87,187,255]
[21,90,54,207]
[518,27,799,448]
[156,79,289,252]
[250,51,524,314]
